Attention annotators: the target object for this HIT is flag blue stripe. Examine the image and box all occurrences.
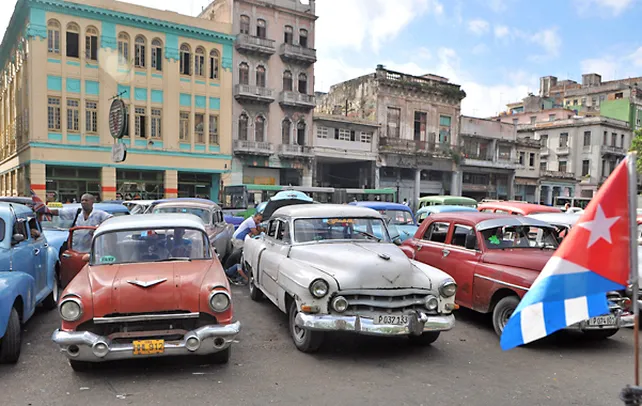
[586,293,610,317]
[542,300,566,336]
[500,311,523,350]
[515,271,624,312]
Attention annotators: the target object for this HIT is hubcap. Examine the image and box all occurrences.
[291,311,306,343]
[500,308,513,331]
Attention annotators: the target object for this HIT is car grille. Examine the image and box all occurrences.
[332,289,435,316]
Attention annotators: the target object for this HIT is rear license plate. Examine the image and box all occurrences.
[133,339,165,355]
[587,315,617,327]
[373,314,409,325]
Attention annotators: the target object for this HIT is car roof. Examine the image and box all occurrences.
[418,195,478,204]
[0,197,33,206]
[95,213,206,237]
[426,211,510,224]
[273,203,383,219]
[349,201,412,211]
[63,203,130,213]
[476,215,553,231]
[151,197,214,205]
[123,200,154,205]
[152,200,221,210]
[416,205,478,214]
[527,212,581,226]
[0,201,34,215]
[477,201,561,214]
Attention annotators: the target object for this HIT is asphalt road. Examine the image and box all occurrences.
[0,286,637,406]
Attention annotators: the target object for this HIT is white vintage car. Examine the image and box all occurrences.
[242,204,458,352]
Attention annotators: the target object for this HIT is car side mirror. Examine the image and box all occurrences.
[11,233,24,245]
[82,253,90,262]
[465,233,477,250]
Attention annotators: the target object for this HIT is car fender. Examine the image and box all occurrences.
[471,262,535,313]
[0,271,36,338]
[276,258,340,314]
[45,244,59,291]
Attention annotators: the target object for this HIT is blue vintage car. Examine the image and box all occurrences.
[0,202,58,363]
[414,205,479,224]
[349,201,418,241]
[41,203,131,258]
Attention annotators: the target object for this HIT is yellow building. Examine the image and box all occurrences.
[0,0,234,202]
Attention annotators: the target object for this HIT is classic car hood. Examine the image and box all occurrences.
[482,249,552,272]
[42,229,68,253]
[88,261,211,316]
[289,242,433,290]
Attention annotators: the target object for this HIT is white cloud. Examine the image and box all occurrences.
[574,0,635,16]
[416,47,433,60]
[528,28,562,59]
[472,43,489,55]
[581,58,620,80]
[485,0,516,12]
[628,47,642,67]
[494,25,510,39]
[467,19,490,35]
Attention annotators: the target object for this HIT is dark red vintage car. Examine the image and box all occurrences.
[400,212,633,339]
[51,214,241,371]
[59,226,97,289]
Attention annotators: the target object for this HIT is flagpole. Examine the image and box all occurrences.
[628,152,640,386]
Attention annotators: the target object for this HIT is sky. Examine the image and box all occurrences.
[1,0,641,117]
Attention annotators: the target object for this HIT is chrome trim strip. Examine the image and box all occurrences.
[474,274,530,292]
[93,312,200,324]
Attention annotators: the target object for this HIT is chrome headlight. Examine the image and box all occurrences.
[331,296,349,313]
[309,279,329,298]
[209,291,231,312]
[425,295,439,311]
[59,298,83,322]
[439,280,457,298]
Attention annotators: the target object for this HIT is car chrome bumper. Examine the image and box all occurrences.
[51,321,241,362]
[565,313,634,331]
[294,312,455,336]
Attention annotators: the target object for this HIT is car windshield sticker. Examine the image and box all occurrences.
[489,235,501,245]
[100,255,116,264]
[326,218,354,226]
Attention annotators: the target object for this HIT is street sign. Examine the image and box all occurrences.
[109,99,128,139]
[111,142,126,163]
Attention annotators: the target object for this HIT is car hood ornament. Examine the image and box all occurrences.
[127,278,168,288]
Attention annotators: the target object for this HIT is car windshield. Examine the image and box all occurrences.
[91,227,210,265]
[480,225,559,250]
[379,209,414,225]
[293,217,391,243]
[153,207,211,223]
[41,211,128,230]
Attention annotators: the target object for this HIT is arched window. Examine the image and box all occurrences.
[298,73,307,94]
[85,27,98,61]
[239,62,249,85]
[255,116,265,142]
[299,29,308,48]
[134,35,146,68]
[238,113,249,141]
[209,50,219,80]
[194,47,205,77]
[283,70,293,91]
[256,19,267,39]
[282,119,291,144]
[47,20,60,54]
[151,38,163,71]
[117,33,129,65]
[240,15,250,35]
[66,23,80,58]
[284,25,293,45]
[297,121,306,145]
[180,44,191,75]
[256,65,266,88]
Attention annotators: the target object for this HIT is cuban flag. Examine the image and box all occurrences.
[31,189,53,221]
[501,158,632,350]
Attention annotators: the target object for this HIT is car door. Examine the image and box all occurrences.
[440,223,481,309]
[59,226,96,288]
[414,220,451,271]
[9,216,37,286]
[257,219,282,303]
[27,215,48,297]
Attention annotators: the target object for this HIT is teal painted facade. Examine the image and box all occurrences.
[134,88,147,101]
[180,93,192,107]
[117,84,130,98]
[47,75,62,91]
[195,95,206,109]
[151,89,163,103]
[209,97,220,110]
[66,78,80,93]
[85,80,99,95]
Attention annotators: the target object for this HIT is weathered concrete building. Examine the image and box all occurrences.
[200,0,317,187]
[316,65,466,208]
[514,135,541,203]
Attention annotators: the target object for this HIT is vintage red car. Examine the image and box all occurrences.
[401,212,633,339]
[59,226,97,289]
[51,213,241,371]
[477,201,561,216]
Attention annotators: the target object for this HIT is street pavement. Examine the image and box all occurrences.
[0,286,637,406]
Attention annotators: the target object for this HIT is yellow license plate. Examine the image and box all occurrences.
[132,339,165,355]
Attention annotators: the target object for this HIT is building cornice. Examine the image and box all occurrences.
[516,116,631,132]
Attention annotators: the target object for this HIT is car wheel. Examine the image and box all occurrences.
[69,359,94,372]
[583,329,619,340]
[408,331,440,346]
[248,265,263,301]
[205,347,231,365]
[492,296,520,337]
[288,301,323,353]
[42,273,59,310]
[0,307,21,364]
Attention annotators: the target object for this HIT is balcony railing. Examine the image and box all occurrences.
[278,144,314,157]
[235,34,276,55]
[379,137,451,156]
[601,145,626,156]
[234,84,275,104]
[461,151,493,161]
[556,145,570,155]
[233,139,273,156]
[278,91,315,109]
[279,43,317,64]
[542,170,576,180]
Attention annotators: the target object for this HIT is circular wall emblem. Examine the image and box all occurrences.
[109,99,128,139]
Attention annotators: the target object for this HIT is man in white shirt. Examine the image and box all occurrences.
[231,212,263,249]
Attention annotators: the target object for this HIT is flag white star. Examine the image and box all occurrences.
[576,205,621,248]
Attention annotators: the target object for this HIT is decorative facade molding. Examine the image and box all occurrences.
[26,23,46,40]
[100,34,117,50]
[164,46,179,62]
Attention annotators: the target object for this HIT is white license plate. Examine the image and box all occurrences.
[587,315,617,326]
[373,314,409,325]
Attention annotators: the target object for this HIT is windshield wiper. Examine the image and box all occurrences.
[154,257,192,262]
[354,230,381,242]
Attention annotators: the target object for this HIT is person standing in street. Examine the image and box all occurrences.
[231,211,264,249]
[402,198,409,206]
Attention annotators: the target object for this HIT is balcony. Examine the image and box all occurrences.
[542,170,576,180]
[601,145,626,156]
[556,145,570,155]
[234,34,276,56]
[234,84,275,104]
[540,147,549,157]
[278,91,316,110]
[461,155,520,170]
[379,137,450,156]
[279,43,317,65]
[233,140,274,156]
[278,144,314,158]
